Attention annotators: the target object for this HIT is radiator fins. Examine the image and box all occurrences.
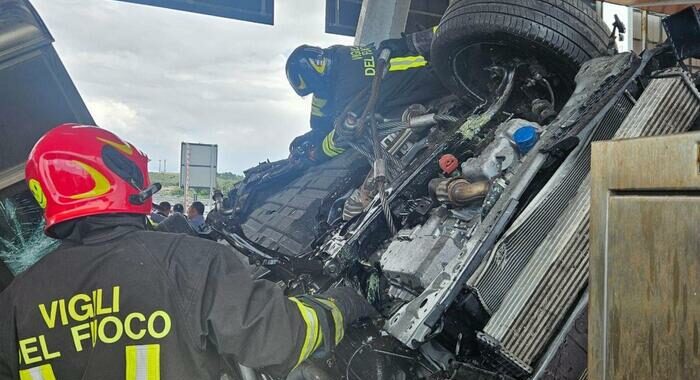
[469,52,640,314]
[477,70,700,377]
[470,94,634,314]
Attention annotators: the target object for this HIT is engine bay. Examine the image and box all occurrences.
[207,60,603,379]
[205,39,700,378]
[194,2,700,376]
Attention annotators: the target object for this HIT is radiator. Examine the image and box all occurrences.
[470,94,635,314]
[478,70,700,377]
[469,52,639,314]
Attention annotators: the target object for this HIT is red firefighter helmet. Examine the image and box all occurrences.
[25,124,152,236]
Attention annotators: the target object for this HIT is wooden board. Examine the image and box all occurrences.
[605,1,699,14]
[589,132,700,379]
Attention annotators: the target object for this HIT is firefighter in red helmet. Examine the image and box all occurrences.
[0,124,374,379]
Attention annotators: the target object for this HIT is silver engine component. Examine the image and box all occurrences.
[469,53,639,314]
[462,118,539,182]
[428,178,490,207]
[383,53,637,350]
[380,206,473,289]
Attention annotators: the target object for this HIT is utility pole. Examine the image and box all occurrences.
[354,0,410,46]
[184,144,191,209]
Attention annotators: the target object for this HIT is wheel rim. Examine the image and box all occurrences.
[449,40,576,111]
[450,41,511,106]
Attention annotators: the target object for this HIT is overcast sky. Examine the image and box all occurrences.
[31,0,353,173]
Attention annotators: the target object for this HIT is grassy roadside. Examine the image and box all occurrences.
[149,172,243,208]
[149,172,243,195]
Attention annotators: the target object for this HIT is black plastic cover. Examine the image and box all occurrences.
[0,0,93,175]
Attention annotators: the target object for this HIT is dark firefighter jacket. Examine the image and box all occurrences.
[0,261,11,293]
[0,215,341,380]
[308,43,449,158]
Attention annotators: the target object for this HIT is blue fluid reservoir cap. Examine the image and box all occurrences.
[513,125,538,154]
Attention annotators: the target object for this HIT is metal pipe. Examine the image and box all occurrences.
[408,113,438,129]
[429,178,490,206]
[448,179,490,205]
[387,129,412,155]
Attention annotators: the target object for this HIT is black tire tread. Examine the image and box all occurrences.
[441,0,609,51]
[432,0,610,97]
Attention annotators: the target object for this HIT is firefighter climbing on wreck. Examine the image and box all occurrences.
[285,28,449,162]
[0,124,375,379]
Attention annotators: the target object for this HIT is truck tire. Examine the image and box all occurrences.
[240,152,369,257]
[431,0,611,102]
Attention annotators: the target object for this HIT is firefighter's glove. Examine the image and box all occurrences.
[289,130,328,163]
[334,113,359,143]
[378,37,410,58]
[322,286,379,325]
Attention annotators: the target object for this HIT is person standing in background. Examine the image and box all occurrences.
[187,201,206,231]
[173,203,184,214]
[150,201,171,223]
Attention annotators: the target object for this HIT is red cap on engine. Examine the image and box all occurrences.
[439,154,459,175]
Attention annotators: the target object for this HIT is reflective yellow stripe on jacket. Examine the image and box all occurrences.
[126,344,161,380]
[311,96,327,117]
[288,296,345,367]
[389,55,427,71]
[288,297,322,367]
[19,364,56,380]
[321,130,345,158]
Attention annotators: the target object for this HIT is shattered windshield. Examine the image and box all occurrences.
[0,193,58,275]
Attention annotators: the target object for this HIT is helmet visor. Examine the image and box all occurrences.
[287,69,312,96]
[286,46,326,97]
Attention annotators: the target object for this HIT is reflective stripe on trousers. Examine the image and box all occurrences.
[288,297,321,368]
[19,364,56,380]
[321,130,345,158]
[126,344,161,380]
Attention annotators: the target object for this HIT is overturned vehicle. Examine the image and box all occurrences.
[205,2,700,380]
